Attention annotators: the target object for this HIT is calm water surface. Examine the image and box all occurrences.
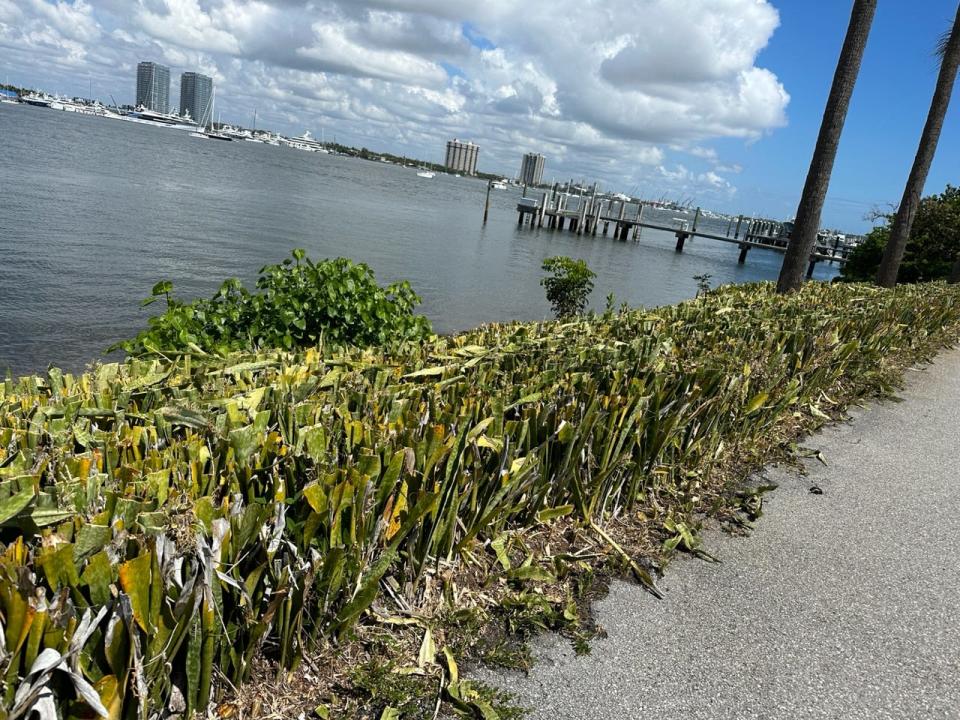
[0,104,837,376]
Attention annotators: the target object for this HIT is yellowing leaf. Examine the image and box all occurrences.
[745,392,768,414]
[119,552,154,633]
[385,481,408,541]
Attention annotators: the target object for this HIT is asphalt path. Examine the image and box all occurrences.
[478,348,960,719]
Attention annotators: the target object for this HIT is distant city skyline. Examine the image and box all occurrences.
[1,1,958,231]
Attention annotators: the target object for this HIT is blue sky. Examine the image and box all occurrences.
[0,0,956,233]
[733,0,959,231]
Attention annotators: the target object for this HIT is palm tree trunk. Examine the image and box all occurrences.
[777,0,877,294]
[877,7,960,288]
[950,257,960,283]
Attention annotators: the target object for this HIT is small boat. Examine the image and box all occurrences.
[189,90,232,140]
[491,180,508,190]
[416,170,435,179]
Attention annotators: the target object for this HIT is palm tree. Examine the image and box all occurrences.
[877,7,960,287]
[777,0,877,293]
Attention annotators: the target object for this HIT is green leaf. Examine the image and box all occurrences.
[0,484,34,525]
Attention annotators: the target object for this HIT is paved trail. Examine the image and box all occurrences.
[479,348,960,719]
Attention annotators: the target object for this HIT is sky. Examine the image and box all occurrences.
[0,0,957,233]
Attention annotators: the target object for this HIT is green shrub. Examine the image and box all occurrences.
[116,249,432,356]
[541,256,596,318]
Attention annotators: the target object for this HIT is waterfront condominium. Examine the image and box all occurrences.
[136,61,170,113]
[444,139,480,175]
[519,152,546,186]
[180,72,213,125]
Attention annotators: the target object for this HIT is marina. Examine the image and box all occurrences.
[516,187,857,277]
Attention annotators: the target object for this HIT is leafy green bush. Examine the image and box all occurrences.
[116,250,432,356]
[541,256,596,318]
[841,185,960,282]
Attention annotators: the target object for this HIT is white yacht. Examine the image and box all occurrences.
[416,170,436,179]
[280,131,329,153]
[124,105,198,131]
[21,93,62,110]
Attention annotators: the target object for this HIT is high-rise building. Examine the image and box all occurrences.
[519,152,545,186]
[136,61,170,113]
[180,72,213,125]
[445,139,480,175]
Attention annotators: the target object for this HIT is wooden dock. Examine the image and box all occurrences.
[516,188,851,278]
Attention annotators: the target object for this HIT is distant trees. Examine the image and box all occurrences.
[841,185,960,283]
[777,0,877,293]
[877,6,960,287]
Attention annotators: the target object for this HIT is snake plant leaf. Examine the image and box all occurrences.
[0,484,34,525]
[536,505,574,523]
[417,627,435,668]
[401,365,453,379]
[37,545,79,591]
[65,667,110,718]
[80,551,114,606]
[490,535,511,571]
[93,675,121,720]
[118,552,154,633]
[745,392,769,414]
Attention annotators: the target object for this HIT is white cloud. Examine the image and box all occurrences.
[2,0,790,198]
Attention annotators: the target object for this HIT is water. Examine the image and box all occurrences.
[0,104,837,376]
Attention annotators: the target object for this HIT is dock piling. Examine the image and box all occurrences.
[483,180,492,224]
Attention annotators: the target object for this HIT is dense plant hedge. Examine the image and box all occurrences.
[115,250,432,356]
[1,281,959,718]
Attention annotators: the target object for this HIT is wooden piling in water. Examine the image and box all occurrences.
[738,243,749,264]
[483,180,492,224]
[675,232,687,253]
[734,214,744,239]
